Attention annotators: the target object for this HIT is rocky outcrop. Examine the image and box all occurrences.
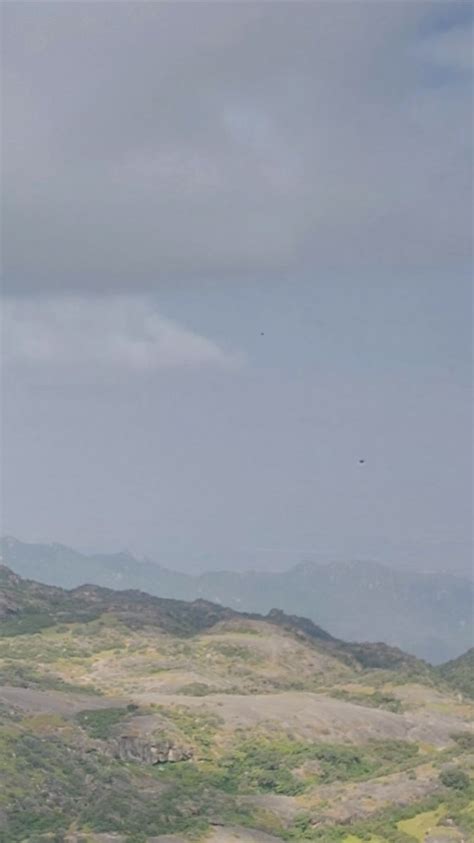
[112,734,192,765]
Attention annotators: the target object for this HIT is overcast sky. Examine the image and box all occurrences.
[1,1,472,576]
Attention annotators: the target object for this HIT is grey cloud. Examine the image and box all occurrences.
[2,2,472,293]
[413,21,473,72]
[2,294,242,375]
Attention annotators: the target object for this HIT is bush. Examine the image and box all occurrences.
[450,731,474,751]
[178,682,212,696]
[439,768,470,790]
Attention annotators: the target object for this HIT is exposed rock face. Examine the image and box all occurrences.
[0,595,18,619]
[0,566,22,618]
[112,734,192,765]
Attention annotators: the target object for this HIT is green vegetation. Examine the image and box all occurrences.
[177,681,213,695]
[450,731,474,751]
[397,806,446,841]
[209,641,263,662]
[438,648,474,699]
[0,565,472,842]
[439,767,470,790]
[76,707,131,739]
[0,661,101,694]
[181,735,420,797]
[0,721,255,842]
[0,611,56,637]
[155,705,222,753]
[330,688,403,713]
[0,703,436,842]
[286,787,474,842]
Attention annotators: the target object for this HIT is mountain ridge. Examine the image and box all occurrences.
[1,562,466,694]
[1,536,472,664]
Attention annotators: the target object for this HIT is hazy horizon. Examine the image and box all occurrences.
[1,534,472,582]
[2,2,472,578]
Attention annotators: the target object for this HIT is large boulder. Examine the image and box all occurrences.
[112,734,192,765]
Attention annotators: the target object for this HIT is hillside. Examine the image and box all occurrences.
[2,537,472,664]
[437,649,474,701]
[0,567,473,843]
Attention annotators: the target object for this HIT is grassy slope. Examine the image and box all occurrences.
[0,567,473,843]
[437,648,474,700]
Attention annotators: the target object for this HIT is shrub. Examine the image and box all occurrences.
[450,731,474,751]
[439,768,470,790]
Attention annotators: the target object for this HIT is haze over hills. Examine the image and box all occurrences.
[1,537,472,665]
[0,565,473,842]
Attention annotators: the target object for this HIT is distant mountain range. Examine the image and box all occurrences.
[1,536,472,664]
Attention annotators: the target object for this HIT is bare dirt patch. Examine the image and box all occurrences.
[0,684,126,715]
[204,827,285,843]
[131,690,472,747]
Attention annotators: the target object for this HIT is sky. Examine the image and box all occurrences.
[1,1,472,576]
